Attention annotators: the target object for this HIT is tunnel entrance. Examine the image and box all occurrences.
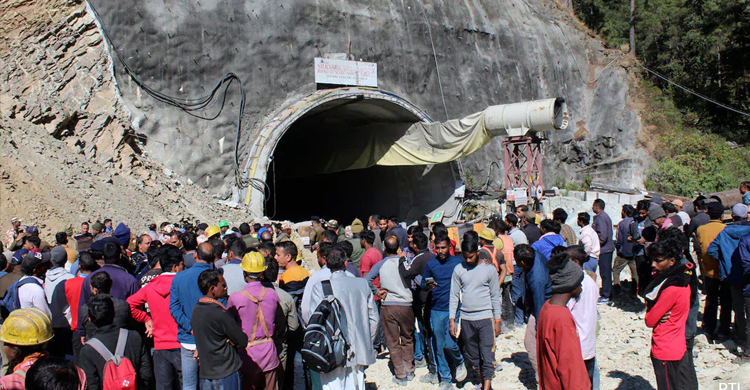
[263,94,460,224]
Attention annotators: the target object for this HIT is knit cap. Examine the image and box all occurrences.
[113,222,131,246]
[648,204,666,221]
[50,246,67,267]
[546,253,584,294]
[351,219,364,234]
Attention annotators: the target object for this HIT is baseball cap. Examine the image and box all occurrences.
[21,252,50,274]
[26,226,39,236]
[11,249,28,265]
[732,203,748,218]
[672,199,684,208]
[10,217,22,223]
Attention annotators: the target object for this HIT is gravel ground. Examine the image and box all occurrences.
[362,287,749,390]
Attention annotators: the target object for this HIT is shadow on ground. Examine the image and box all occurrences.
[502,352,537,389]
[608,370,656,390]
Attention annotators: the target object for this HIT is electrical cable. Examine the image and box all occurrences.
[518,0,625,86]
[637,63,750,118]
[416,0,450,121]
[84,0,258,190]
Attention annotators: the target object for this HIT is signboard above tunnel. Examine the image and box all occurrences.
[314,58,378,87]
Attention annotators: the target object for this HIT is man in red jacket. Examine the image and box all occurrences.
[128,245,185,390]
[644,239,692,390]
[64,252,100,362]
[536,251,591,390]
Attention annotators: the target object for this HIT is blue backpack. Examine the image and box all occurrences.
[2,277,43,313]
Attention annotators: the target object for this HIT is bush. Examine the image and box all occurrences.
[647,132,750,196]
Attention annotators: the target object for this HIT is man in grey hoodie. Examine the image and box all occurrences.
[46,245,74,357]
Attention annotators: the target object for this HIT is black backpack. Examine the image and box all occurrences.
[300,280,351,373]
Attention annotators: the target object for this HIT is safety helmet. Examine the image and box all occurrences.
[479,228,496,241]
[0,308,54,346]
[241,251,266,273]
[205,225,221,238]
[218,220,229,228]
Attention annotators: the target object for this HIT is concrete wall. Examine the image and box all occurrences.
[88,0,644,201]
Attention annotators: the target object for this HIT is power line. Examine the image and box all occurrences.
[637,63,750,118]
[518,0,624,86]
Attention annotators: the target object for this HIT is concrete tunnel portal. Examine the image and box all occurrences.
[247,88,462,224]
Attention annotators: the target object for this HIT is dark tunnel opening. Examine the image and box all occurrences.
[265,98,459,224]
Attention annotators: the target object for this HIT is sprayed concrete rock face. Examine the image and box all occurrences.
[88,0,643,217]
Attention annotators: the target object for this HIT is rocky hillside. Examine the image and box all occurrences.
[0,0,247,238]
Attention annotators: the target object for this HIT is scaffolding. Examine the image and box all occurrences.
[503,136,544,198]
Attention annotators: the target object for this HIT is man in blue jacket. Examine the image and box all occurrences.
[531,219,566,262]
[737,233,750,362]
[170,242,219,390]
[707,224,750,353]
[422,232,466,388]
[592,199,615,304]
[514,244,551,384]
[613,205,637,297]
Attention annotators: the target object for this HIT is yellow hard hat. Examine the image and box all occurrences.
[241,251,266,273]
[205,225,221,238]
[0,308,54,346]
[479,228,496,241]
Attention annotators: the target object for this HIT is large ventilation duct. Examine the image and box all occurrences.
[282,97,569,177]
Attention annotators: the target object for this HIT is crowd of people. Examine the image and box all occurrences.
[0,183,749,390]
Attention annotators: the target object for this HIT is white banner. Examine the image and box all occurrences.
[314,58,377,87]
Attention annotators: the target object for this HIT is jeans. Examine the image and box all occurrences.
[584,358,600,390]
[745,297,750,352]
[200,371,241,390]
[511,266,526,325]
[154,349,182,390]
[583,257,598,273]
[730,285,746,341]
[182,347,200,390]
[501,281,515,328]
[598,252,614,298]
[704,278,732,336]
[430,310,463,382]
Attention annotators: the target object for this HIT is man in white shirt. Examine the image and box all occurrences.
[577,212,601,273]
[564,245,600,389]
[18,252,52,317]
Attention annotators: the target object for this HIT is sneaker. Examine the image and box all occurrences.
[415,358,427,368]
[494,361,503,372]
[597,297,611,305]
[420,372,439,384]
[438,382,454,390]
[393,377,408,386]
[455,362,468,382]
[406,372,415,381]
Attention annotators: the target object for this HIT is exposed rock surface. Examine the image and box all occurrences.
[86,0,645,198]
[0,0,248,237]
